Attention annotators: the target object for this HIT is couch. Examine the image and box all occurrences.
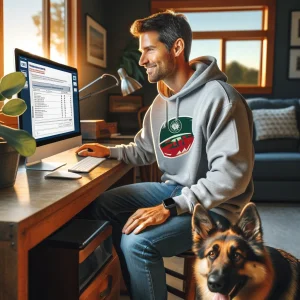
[246,98,300,202]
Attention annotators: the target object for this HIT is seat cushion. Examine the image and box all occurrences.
[254,152,300,180]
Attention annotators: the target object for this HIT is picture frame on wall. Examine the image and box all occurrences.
[109,94,143,113]
[290,10,300,46]
[288,49,300,79]
[86,15,107,68]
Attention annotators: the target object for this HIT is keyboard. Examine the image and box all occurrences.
[68,157,106,173]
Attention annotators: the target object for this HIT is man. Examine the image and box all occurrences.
[76,10,254,300]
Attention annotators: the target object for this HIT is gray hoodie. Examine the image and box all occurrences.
[109,56,254,224]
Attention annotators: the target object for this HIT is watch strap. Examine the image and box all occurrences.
[163,198,177,216]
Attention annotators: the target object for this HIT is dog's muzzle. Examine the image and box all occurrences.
[208,273,247,300]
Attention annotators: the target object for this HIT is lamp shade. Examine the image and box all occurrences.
[118,68,142,96]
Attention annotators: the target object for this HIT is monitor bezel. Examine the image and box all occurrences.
[15,48,81,148]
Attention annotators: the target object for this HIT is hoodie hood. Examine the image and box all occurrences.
[157,56,227,101]
[157,56,227,126]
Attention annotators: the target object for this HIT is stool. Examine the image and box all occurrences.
[165,250,196,299]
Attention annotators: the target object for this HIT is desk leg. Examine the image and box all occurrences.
[0,240,18,300]
[18,244,29,300]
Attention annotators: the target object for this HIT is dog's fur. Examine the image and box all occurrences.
[192,203,300,300]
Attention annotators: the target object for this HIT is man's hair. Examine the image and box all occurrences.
[130,10,192,62]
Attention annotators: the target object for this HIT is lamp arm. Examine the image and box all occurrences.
[79,73,120,101]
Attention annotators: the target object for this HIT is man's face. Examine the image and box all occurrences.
[139,31,176,83]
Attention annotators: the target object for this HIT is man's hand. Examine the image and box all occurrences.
[76,143,110,157]
[122,204,171,235]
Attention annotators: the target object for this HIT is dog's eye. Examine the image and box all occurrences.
[232,252,242,262]
[208,251,216,260]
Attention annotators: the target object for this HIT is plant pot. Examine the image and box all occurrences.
[0,141,20,188]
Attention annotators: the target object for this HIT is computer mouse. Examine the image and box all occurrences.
[77,149,93,156]
[45,170,82,179]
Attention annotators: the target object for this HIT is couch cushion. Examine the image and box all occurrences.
[253,152,300,180]
[246,98,300,152]
[246,98,300,129]
[252,106,299,141]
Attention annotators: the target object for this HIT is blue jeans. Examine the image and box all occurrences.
[80,182,230,300]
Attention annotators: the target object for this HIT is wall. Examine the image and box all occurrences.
[104,0,156,107]
[272,0,300,98]
[78,0,300,122]
[79,0,156,130]
[79,0,109,120]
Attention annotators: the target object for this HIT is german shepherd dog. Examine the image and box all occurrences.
[192,203,300,300]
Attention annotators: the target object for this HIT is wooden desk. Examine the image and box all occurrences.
[0,148,134,300]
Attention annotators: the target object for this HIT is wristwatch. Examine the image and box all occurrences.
[162,198,177,216]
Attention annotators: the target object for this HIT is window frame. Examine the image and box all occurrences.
[151,0,276,94]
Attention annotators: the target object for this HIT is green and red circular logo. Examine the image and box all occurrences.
[159,116,194,158]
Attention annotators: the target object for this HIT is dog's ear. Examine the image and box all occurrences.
[192,204,216,241]
[236,203,263,243]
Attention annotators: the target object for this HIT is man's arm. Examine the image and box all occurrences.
[77,107,156,166]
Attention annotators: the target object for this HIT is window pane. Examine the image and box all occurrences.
[190,40,221,65]
[181,11,262,31]
[225,41,261,85]
[50,0,66,64]
[4,0,43,75]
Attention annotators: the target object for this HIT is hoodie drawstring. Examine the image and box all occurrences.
[164,101,168,128]
[176,97,179,120]
[164,97,180,128]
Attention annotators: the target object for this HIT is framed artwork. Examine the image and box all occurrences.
[288,49,300,79]
[86,15,107,68]
[290,11,300,46]
[109,94,143,113]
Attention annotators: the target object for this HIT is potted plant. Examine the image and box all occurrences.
[118,38,145,84]
[0,72,36,188]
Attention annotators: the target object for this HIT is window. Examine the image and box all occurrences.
[0,0,78,78]
[0,0,80,127]
[3,0,43,75]
[151,0,276,94]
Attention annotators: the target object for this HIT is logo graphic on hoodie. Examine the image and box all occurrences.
[159,116,194,158]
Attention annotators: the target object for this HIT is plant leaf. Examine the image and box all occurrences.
[135,67,145,83]
[127,50,141,62]
[0,125,36,157]
[123,57,133,76]
[2,98,27,116]
[0,92,5,101]
[0,72,26,99]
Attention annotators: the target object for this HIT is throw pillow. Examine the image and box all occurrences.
[252,106,300,141]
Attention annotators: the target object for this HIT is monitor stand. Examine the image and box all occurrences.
[24,135,82,171]
[26,161,66,171]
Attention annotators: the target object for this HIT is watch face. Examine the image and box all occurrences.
[164,198,175,206]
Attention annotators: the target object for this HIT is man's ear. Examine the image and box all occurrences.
[172,38,185,58]
[192,204,216,241]
[236,203,263,243]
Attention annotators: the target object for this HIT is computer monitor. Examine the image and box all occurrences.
[15,48,82,170]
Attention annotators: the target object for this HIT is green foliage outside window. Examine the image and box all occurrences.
[226,61,259,85]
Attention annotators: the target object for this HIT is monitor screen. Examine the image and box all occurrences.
[15,48,82,169]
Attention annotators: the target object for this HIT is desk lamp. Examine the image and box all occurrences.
[79,68,142,101]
